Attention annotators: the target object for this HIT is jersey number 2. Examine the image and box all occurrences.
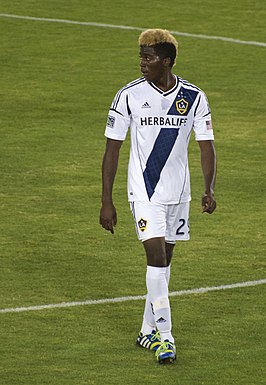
[176,219,186,235]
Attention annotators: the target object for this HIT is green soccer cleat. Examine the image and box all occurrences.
[155,340,176,364]
[136,330,161,351]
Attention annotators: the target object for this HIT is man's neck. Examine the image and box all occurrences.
[153,72,176,92]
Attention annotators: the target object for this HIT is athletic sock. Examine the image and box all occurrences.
[140,294,156,335]
[146,265,174,343]
[140,264,171,335]
[166,264,171,285]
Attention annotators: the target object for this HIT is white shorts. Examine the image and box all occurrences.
[130,201,190,244]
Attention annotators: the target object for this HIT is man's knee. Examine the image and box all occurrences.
[143,237,167,267]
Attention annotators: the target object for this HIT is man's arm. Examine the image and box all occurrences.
[99,138,123,233]
[198,140,217,214]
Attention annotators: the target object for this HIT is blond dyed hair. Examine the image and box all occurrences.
[138,29,178,50]
[138,29,178,66]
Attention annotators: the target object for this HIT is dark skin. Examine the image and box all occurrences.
[140,45,176,91]
[100,46,217,267]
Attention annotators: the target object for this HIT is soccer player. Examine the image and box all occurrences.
[99,29,216,364]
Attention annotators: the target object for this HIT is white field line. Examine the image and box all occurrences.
[0,13,266,48]
[0,279,265,314]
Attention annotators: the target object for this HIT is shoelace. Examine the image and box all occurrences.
[157,340,175,353]
[150,331,161,342]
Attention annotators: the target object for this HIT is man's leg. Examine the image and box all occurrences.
[165,241,175,285]
[140,240,175,335]
[143,237,174,343]
[131,201,175,358]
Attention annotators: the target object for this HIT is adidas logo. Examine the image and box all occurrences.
[141,102,151,108]
[156,317,167,323]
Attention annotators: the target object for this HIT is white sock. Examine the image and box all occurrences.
[166,264,171,285]
[141,264,171,335]
[140,294,156,335]
[146,265,174,343]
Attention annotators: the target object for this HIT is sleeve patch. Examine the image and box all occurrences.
[107,115,116,128]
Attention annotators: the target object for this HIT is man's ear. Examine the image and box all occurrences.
[163,57,171,67]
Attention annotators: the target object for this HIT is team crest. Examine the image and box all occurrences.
[176,98,189,115]
[138,218,147,232]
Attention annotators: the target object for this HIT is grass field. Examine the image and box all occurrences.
[0,1,265,384]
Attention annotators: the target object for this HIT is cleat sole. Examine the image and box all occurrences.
[159,357,176,364]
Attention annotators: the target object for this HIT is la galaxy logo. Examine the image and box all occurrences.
[176,98,189,115]
[138,218,147,232]
[167,87,198,116]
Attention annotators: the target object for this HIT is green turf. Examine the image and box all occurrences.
[0,1,265,384]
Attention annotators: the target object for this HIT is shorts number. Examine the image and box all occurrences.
[176,219,186,235]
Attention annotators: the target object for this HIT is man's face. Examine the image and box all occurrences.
[139,46,165,83]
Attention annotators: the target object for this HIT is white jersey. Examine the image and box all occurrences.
[105,76,214,204]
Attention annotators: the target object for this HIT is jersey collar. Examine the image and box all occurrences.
[148,76,179,96]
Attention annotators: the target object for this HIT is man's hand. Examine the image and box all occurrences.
[99,202,117,234]
[202,194,216,214]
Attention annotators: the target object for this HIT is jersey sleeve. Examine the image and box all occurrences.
[193,92,214,141]
[104,89,131,141]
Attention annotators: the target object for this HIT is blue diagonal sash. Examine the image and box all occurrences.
[143,128,179,199]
